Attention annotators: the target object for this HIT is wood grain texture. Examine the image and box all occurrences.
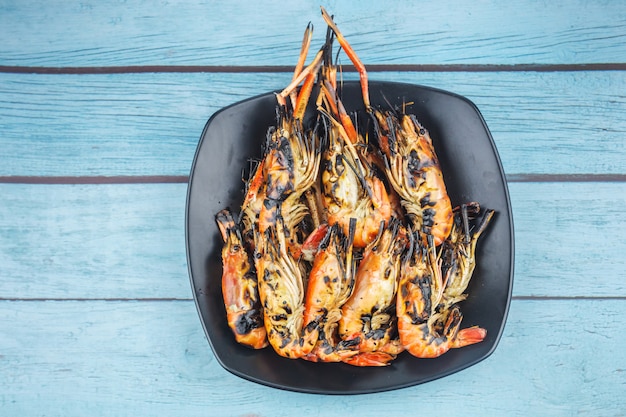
[0,184,190,299]
[2,182,625,300]
[1,70,625,177]
[1,0,625,67]
[2,1,625,414]
[0,299,624,416]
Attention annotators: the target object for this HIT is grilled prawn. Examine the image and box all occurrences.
[317,36,391,247]
[321,7,453,246]
[318,110,392,248]
[397,226,486,359]
[373,112,453,246]
[302,220,361,363]
[254,25,327,256]
[441,204,495,307]
[215,209,267,349]
[254,215,317,359]
[338,219,406,365]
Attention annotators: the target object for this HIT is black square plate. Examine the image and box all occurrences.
[185,81,514,394]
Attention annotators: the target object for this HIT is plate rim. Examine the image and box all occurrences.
[185,80,515,394]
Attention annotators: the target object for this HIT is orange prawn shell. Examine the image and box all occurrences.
[304,248,345,325]
[321,122,393,248]
[374,111,454,246]
[326,176,392,248]
[301,222,360,363]
[221,246,268,350]
[338,224,404,340]
[340,251,397,336]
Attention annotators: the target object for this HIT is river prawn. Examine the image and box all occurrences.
[240,24,327,259]
[253,214,318,359]
[373,111,454,246]
[441,203,495,307]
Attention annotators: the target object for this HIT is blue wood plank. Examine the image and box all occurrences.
[0,299,624,416]
[511,182,626,297]
[1,0,625,66]
[0,184,189,299]
[1,182,625,299]
[1,71,625,177]
[1,1,622,415]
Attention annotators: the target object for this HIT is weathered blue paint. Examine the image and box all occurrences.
[1,0,625,414]
[1,183,626,299]
[0,300,624,415]
[1,71,625,176]
[1,0,625,66]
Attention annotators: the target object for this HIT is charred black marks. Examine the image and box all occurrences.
[420,192,436,207]
[272,313,288,322]
[234,309,264,335]
[366,328,386,341]
[422,208,436,228]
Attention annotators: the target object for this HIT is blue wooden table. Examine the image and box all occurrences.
[2,1,625,415]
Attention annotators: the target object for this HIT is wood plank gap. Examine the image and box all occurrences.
[506,174,626,182]
[0,176,189,184]
[1,296,625,302]
[0,298,194,302]
[512,296,626,301]
[1,63,625,74]
[4,174,626,184]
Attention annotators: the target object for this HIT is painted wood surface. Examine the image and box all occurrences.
[1,299,624,416]
[1,182,626,300]
[2,0,626,66]
[1,0,625,415]
[2,70,626,177]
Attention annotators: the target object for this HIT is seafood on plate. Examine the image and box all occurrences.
[212,7,495,366]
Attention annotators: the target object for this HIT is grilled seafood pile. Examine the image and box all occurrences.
[214,8,495,366]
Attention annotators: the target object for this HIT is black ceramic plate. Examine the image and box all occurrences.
[186,81,514,394]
